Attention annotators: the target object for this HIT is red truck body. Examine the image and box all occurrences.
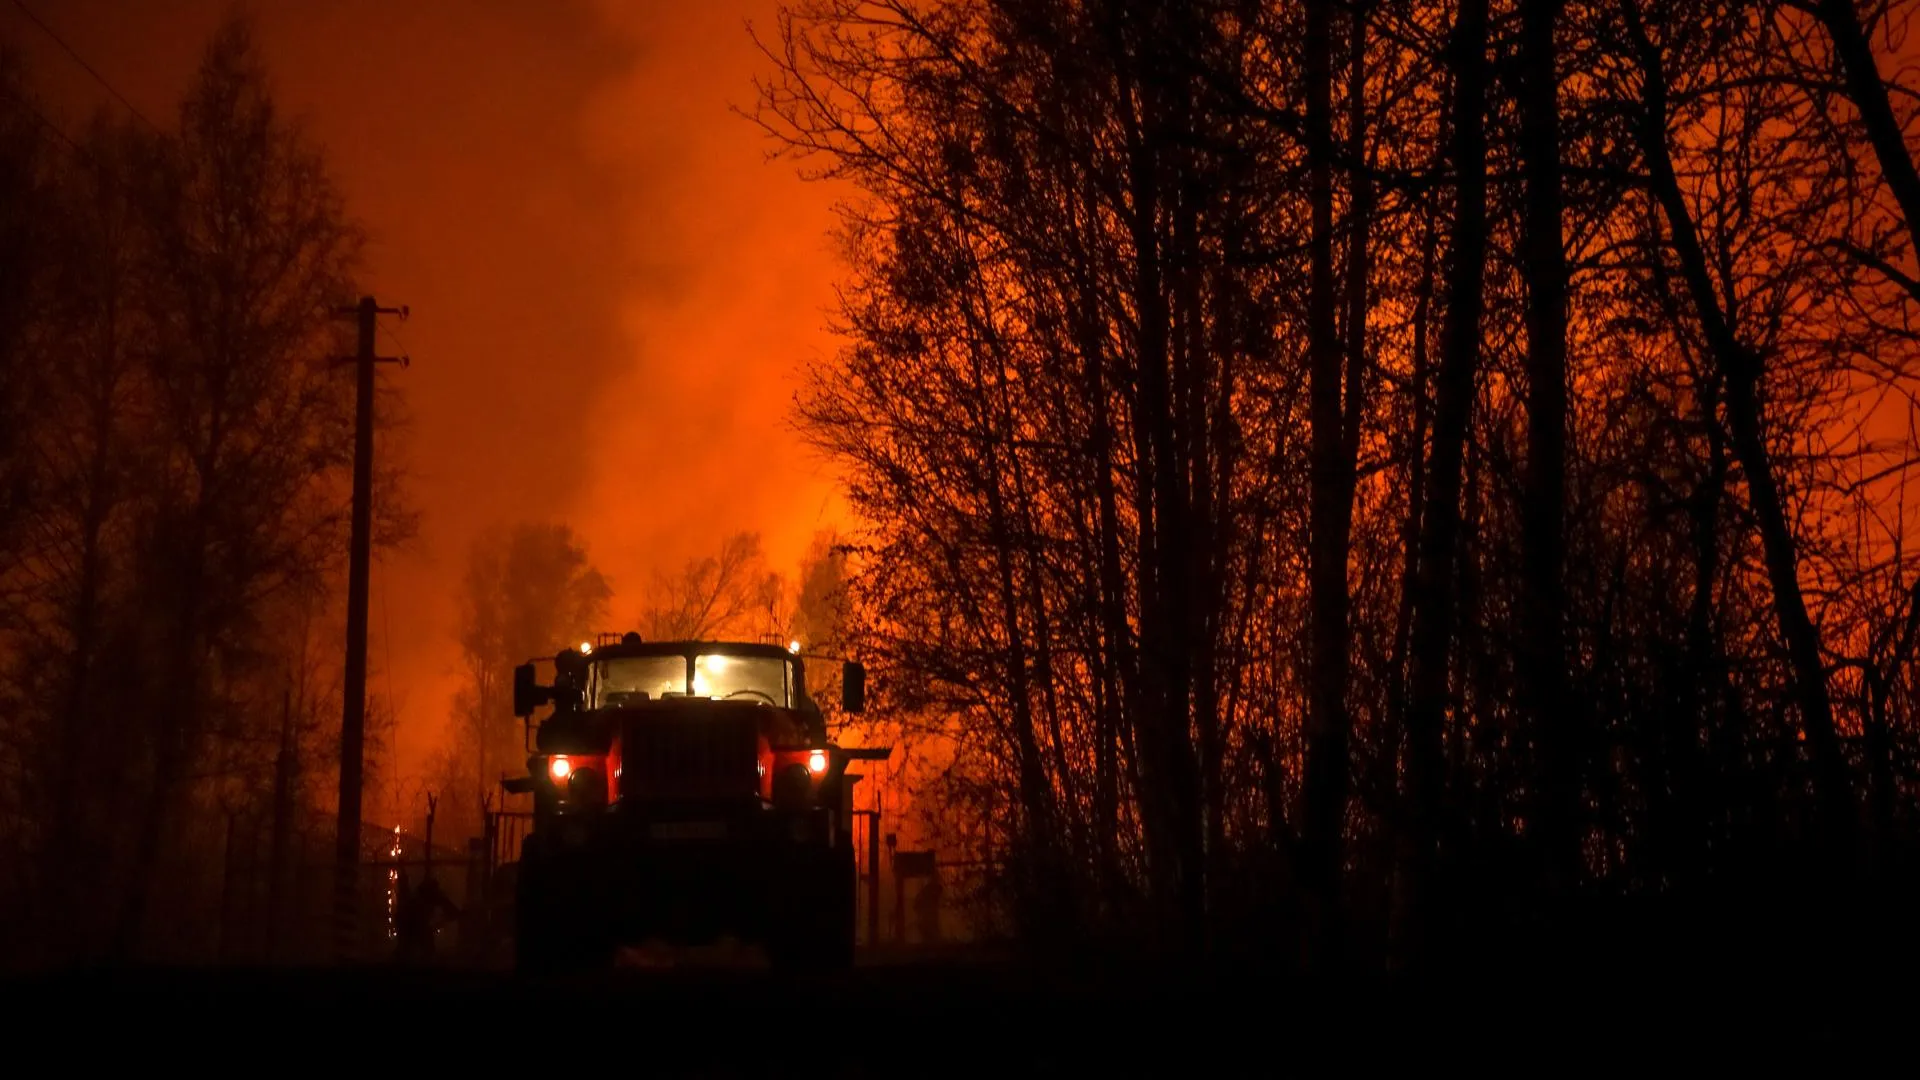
[505,637,878,972]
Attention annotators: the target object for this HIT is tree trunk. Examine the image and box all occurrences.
[1626,1,1852,852]
[49,310,120,952]
[264,688,292,961]
[1117,39,1204,946]
[1518,0,1577,891]
[1815,0,1920,246]
[1390,211,1440,734]
[1177,192,1226,934]
[1301,0,1362,968]
[1401,0,1490,965]
[1074,207,1132,912]
[1679,364,1729,883]
[112,534,204,961]
[1342,2,1374,464]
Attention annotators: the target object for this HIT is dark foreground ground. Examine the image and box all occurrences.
[1,943,1902,1072]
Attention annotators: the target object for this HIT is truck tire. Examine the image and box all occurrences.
[768,845,854,973]
[515,841,614,976]
[822,841,856,968]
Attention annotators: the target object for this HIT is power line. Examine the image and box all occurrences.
[8,0,159,131]
[1,83,248,248]
[5,4,338,240]
[377,317,411,357]
[0,82,85,157]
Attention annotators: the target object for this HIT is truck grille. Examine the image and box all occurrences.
[619,711,759,800]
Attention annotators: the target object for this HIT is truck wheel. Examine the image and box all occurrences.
[819,893,855,970]
[517,917,612,976]
[767,910,840,972]
[821,842,856,969]
[515,847,613,976]
[768,848,854,973]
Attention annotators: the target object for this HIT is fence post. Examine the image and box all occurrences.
[867,810,882,948]
[218,811,236,963]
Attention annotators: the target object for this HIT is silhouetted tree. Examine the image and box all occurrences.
[0,17,408,965]
[638,531,782,641]
[451,520,608,821]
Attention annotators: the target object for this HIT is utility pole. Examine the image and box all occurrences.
[333,295,407,962]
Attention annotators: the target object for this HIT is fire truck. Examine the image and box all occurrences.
[502,633,885,973]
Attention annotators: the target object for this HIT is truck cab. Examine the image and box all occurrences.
[505,633,882,973]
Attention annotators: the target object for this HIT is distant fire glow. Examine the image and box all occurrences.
[386,825,402,940]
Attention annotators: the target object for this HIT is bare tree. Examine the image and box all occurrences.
[743,0,1920,969]
[1402,0,1491,959]
[1518,0,1578,889]
[451,520,608,820]
[1619,0,1852,848]
[639,531,783,642]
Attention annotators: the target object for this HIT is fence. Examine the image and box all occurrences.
[213,811,488,965]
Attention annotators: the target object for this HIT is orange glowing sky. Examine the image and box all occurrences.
[5,0,851,790]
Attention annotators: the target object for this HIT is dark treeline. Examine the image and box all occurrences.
[757,0,1920,969]
[431,521,610,847]
[0,22,406,967]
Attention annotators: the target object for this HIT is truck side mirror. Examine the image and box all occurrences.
[842,661,866,714]
[512,662,546,718]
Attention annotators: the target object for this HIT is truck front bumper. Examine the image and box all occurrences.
[523,799,838,944]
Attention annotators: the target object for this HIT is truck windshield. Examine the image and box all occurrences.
[590,656,686,708]
[587,653,793,709]
[693,653,791,707]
